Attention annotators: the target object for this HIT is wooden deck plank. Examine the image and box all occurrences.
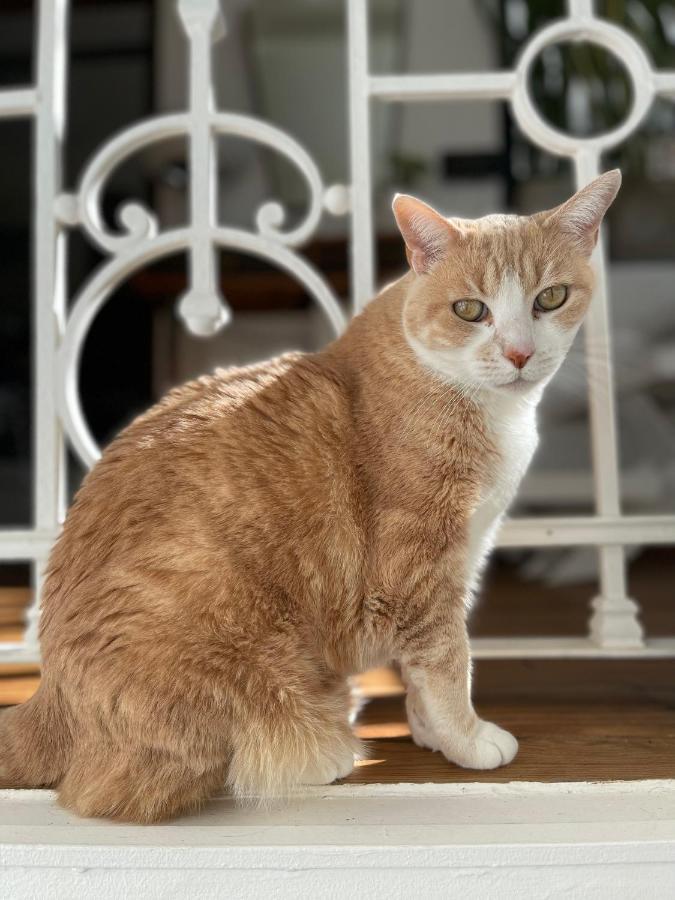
[348,700,675,784]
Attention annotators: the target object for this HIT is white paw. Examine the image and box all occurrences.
[445,720,518,770]
[299,749,356,785]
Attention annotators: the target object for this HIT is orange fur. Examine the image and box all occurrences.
[0,173,620,821]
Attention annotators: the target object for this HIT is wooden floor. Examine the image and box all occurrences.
[1,550,674,784]
[346,659,675,783]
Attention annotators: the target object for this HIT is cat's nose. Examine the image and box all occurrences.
[503,347,533,369]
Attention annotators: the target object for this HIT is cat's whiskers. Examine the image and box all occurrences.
[429,379,483,448]
[397,389,445,446]
[412,388,457,446]
[397,368,479,449]
[546,358,616,410]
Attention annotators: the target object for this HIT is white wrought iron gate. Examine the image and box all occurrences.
[0,0,674,662]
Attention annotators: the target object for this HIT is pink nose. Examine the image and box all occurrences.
[503,347,533,369]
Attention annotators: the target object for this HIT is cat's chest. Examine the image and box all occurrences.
[481,398,538,506]
[468,396,538,544]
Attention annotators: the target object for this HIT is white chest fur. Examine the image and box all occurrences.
[465,391,540,593]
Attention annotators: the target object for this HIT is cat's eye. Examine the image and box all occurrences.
[534,284,568,311]
[453,299,487,322]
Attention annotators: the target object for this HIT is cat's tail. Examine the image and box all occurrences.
[0,681,73,789]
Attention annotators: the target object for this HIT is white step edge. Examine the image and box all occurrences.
[1,779,675,898]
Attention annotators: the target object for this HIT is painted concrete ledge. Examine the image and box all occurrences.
[1,780,675,898]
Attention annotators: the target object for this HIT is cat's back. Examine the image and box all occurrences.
[77,349,347,487]
[133,350,354,494]
[41,351,359,634]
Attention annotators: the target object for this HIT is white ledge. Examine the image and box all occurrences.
[369,72,516,102]
[1,780,674,897]
[471,636,675,658]
[0,529,55,560]
[498,514,675,547]
[0,88,38,119]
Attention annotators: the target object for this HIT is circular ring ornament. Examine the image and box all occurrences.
[511,18,655,157]
[56,228,346,469]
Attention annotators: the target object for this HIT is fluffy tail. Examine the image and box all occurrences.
[0,682,72,789]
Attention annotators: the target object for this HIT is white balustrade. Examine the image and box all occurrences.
[346,0,675,656]
[0,0,673,661]
[0,0,346,660]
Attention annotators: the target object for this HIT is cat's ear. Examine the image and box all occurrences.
[540,169,621,254]
[392,194,457,275]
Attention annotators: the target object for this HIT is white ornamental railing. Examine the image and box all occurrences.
[347,0,675,658]
[0,0,673,662]
[0,0,349,662]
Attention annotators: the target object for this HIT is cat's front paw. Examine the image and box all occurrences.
[444,720,518,770]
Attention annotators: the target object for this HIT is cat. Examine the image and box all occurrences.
[0,170,621,822]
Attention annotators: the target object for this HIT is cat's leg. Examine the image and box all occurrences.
[227,673,362,800]
[58,739,229,823]
[53,674,234,822]
[401,670,441,752]
[55,671,358,818]
[398,604,517,770]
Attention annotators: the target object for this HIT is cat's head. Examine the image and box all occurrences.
[393,170,621,396]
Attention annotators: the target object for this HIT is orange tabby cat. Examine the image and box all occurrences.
[0,171,620,822]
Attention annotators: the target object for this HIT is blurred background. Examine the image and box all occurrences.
[1,0,674,639]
